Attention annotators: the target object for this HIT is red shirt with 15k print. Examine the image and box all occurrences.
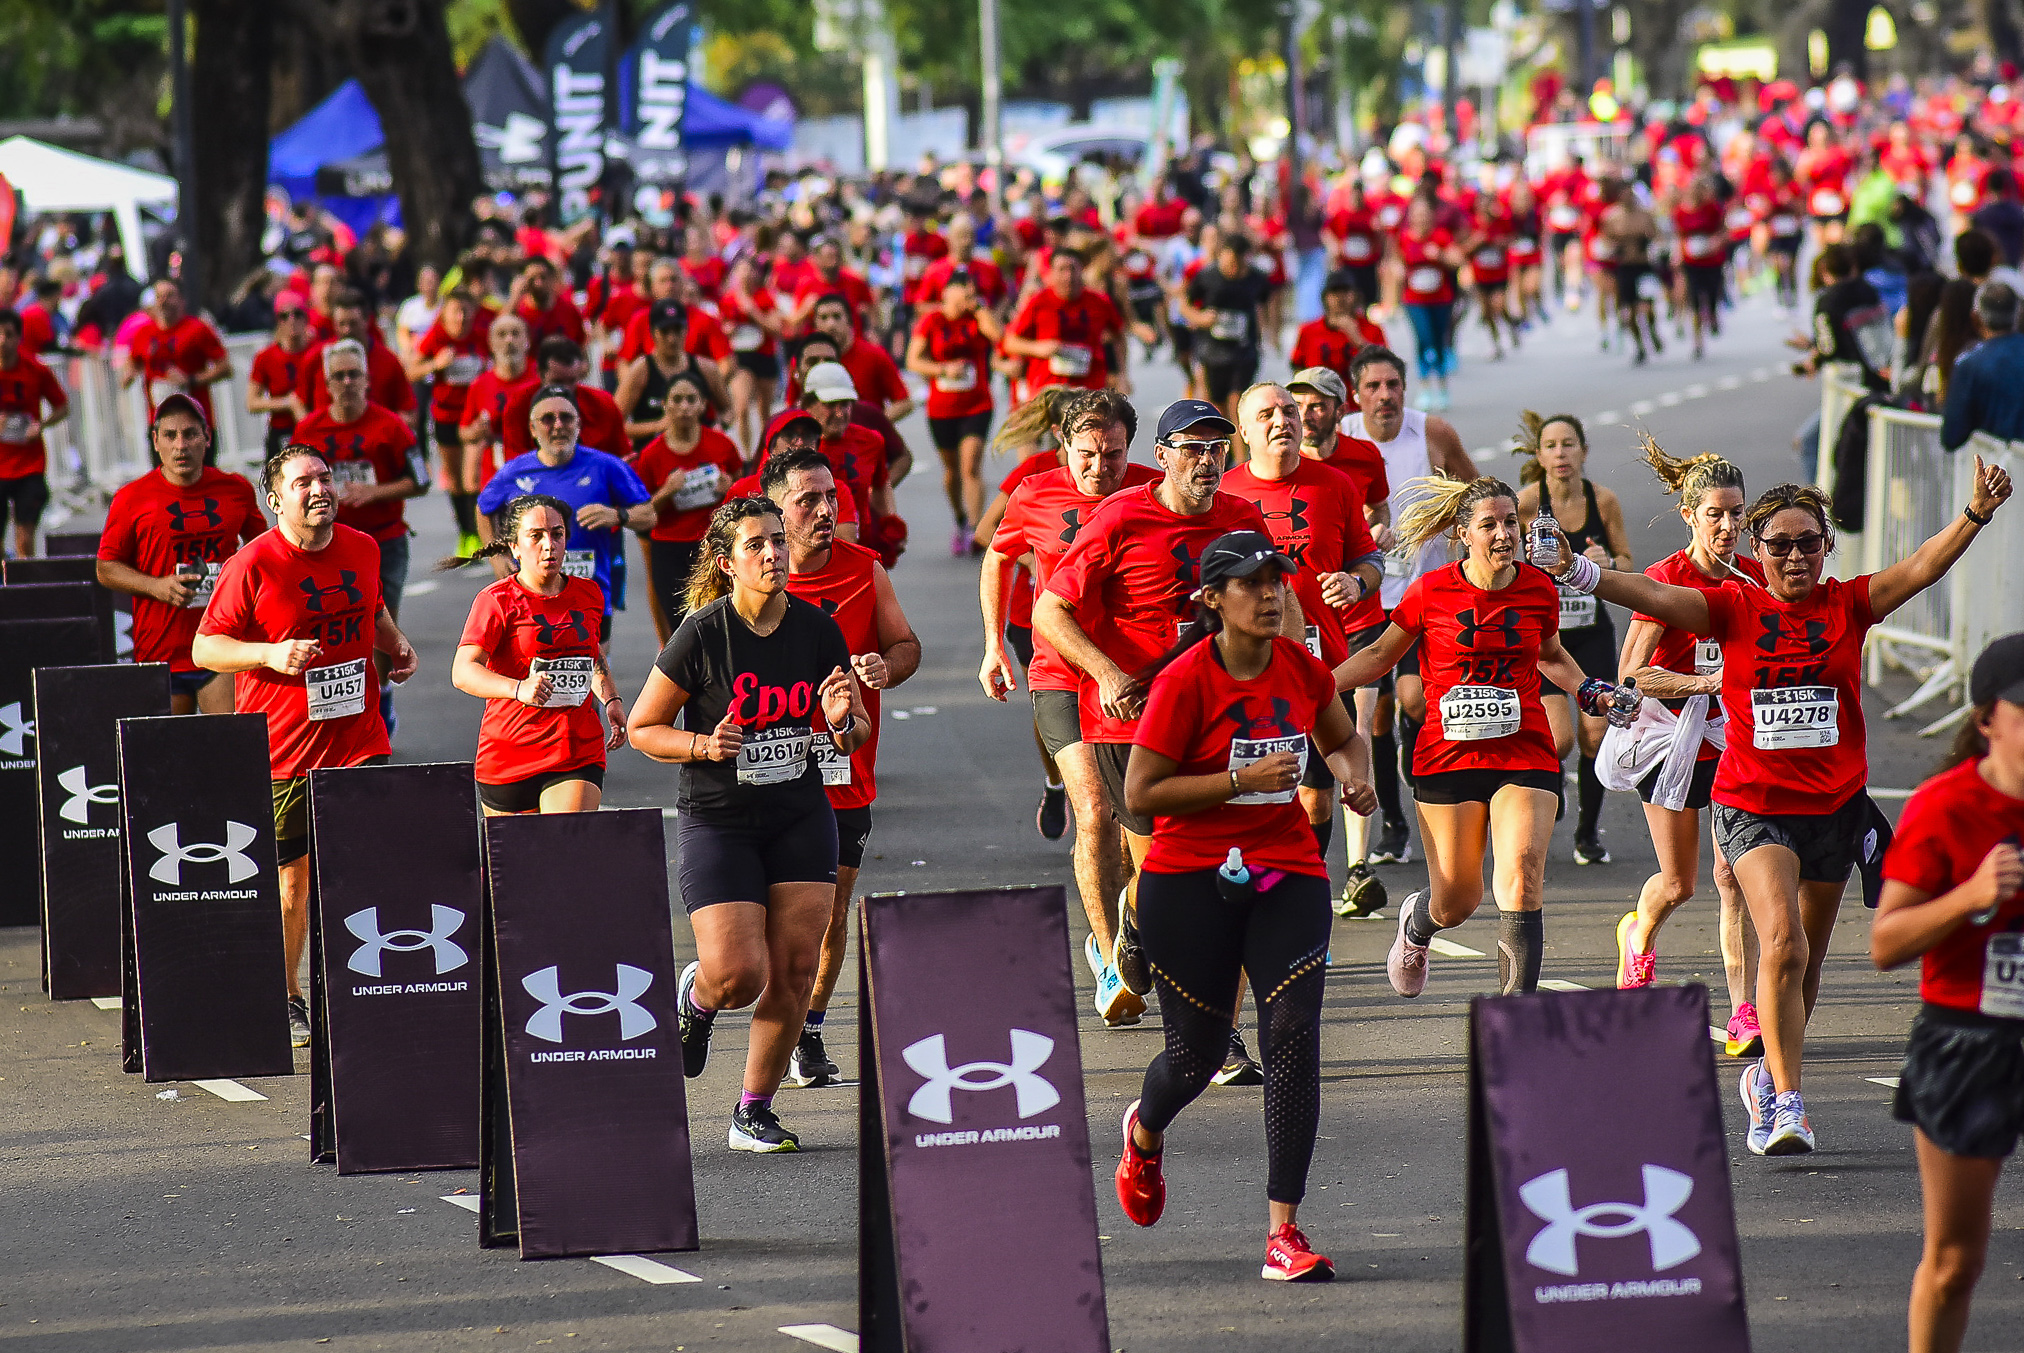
[914,310,994,420]
[1008,287,1121,393]
[292,404,420,543]
[1883,758,2024,1016]
[97,466,264,670]
[1135,635,1340,877]
[1633,550,1768,764]
[1221,458,1381,664]
[784,539,886,810]
[458,575,610,786]
[1044,485,1270,743]
[200,525,390,780]
[1390,561,1562,777]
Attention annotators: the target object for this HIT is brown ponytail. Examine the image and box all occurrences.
[684,496,783,615]
[435,494,573,571]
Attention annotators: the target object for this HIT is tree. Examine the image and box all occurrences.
[191,0,277,313]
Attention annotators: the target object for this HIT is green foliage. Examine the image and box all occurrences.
[447,0,526,67]
[0,0,169,123]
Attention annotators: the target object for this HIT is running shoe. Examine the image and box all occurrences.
[1115,1100,1165,1226]
[950,525,971,557]
[1724,1003,1764,1059]
[1387,895,1431,998]
[1614,911,1655,989]
[288,996,311,1050]
[1212,1031,1264,1086]
[1262,1223,1335,1282]
[1740,1059,1776,1155]
[1368,818,1412,865]
[1764,1091,1815,1155]
[1095,961,1145,1026]
[1036,784,1068,840]
[1112,909,1152,995]
[677,960,715,1079]
[728,1101,801,1153]
[788,1026,838,1087]
[456,531,482,559]
[1084,932,1107,984]
[1572,832,1610,865]
[1333,862,1387,918]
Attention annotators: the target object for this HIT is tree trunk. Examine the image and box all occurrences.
[191,0,277,316]
[1981,0,2024,67]
[1822,0,1869,78]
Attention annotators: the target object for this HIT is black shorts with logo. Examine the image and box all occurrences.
[1712,790,1866,884]
[1893,1005,2024,1159]
[1092,740,1154,837]
[835,803,874,871]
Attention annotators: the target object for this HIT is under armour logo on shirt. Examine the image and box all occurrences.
[1456,607,1521,649]
[298,570,364,612]
[1757,614,1830,656]
[165,498,222,531]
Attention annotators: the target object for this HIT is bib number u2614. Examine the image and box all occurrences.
[737,723,812,786]
[1440,685,1521,741]
[1749,685,1838,749]
[305,658,367,722]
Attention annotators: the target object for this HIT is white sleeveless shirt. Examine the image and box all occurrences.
[1346,407,1448,608]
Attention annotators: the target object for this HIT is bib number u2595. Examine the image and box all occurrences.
[1440,685,1521,741]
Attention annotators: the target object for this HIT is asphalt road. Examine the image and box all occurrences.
[5,291,2019,1353]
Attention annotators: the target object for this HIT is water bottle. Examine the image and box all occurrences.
[1216,847,1253,903]
[1609,677,1641,729]
[1529,502,1561,569]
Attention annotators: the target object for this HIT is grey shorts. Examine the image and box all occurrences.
[1091,740,1154,837]
[1032,688,1083,759]
[1711,792,1866,885]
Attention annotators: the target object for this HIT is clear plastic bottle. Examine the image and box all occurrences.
[1608,677,1641,728]
[1529,500,1561,569]
[1216,846,1252,903]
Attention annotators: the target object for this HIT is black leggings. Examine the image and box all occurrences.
[649,538,704,631]
[1135,867,1331,1204]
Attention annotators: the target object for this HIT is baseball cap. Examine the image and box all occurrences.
[1155,398,1235,442]
[1197,531,1296,589]
[1287,366,1348,401]
[804,361,859,404]
[648,299,688,332]
[1970,633,2024,706]
[150,392,209,432]
[761,407,822,453]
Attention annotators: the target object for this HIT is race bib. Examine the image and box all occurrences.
[1383,551,1410,579]
[1227,735,1305,806]
[1406,266,1444,294]
[179,560,221,609]
[1685,234,1718,256]
[305,658,367,723]
[1440,684,1521,741]
[1473,246,1506,269]
[1725,207,1756,232]
[1558,590,1597,629]
[1342,236,1374,261]
[1514,235,1538,253]
[812,735,852,787]
[1750,685,1839,749]
[532,656,593,709]
[737,722,812,786]
[1549,205,1581,231]
[1588,237,1615,261]
[562,549,596,580]
[935,365,978,392]
[1209,310,1249,343]
[445,354,486,384]
[1981,933,2024,1020]
[332,459,377,489]
[1695,639,1723,676]
[1049,344,1092,377]
[1809,188,1846,216]
[672,465,723,511]
[1952,179,1978,208]
[730,323,764,352]
[1637,273,1666,301]
[1769,214,1801,236]
[904,254,928,279]
[0,412,31,442]
[1304,624,1321,659]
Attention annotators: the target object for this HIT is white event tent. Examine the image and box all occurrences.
[0,135,176,279]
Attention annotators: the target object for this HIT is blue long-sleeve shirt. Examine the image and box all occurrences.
[1941,331,2024,450]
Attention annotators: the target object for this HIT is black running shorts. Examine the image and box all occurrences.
[1712,792,1866,885]
[1092,740,1154,837]
[928,410,993,452]
[1636,755,1718,810]
[1413,768,1562,806]
[478,763,605,814]
[676,803,838,911]
[1893,1005,2024,1159]
[835,803,874,871]
[1032,688,1082,758]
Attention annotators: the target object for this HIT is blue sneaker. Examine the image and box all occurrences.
[1095,961,1144,1025]
[1764,1091,1816,1155]
[1740,1059,1776,1155]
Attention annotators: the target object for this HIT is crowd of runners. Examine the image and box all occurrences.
[0,61,2008,1342]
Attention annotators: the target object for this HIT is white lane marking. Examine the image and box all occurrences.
[192,1079,267,1102]
[1428,937,1484,958]
[1537,979,1587,992]
[781,1326,859,1352]
[1683,383,1709,399]
[1750,367,1772,382]
[441,1194,480,1213]
[1628,400,1656,416]
[593,1254,703,1284]
[404,580,441,597]
[1717,374,1743,390]
[1867,1077,1901,1089]
[1658,391,1683,407]
[1868,788,1912,799]
[91,996,121,1011]
[1591,409,1620,424]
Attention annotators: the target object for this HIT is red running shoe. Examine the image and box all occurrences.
[1115,1100,1165,1227]
[1262,1223,1335,1282]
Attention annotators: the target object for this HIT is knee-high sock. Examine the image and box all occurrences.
[1498,910,1544,995]
[1576,754,1605,839]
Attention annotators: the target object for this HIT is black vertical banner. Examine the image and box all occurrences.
[34,663,170,999]
[309,762,483,1173]
[4,558,122,662]
[621,1,692,187]
[481,808,696,1259]
[0,595,108,926]
[118,713,292,1083]
[543,9,611,225]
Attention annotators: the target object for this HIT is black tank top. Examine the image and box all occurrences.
[1552,478,1612,634]
[633,356,720,449]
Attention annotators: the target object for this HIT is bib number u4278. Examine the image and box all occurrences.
[1749,685,1839,749]
[1440,684,1520,741]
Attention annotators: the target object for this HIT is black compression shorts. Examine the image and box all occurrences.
[1894,1005,2024,1158]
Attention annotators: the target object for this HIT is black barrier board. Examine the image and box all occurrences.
[42,532,101,558]
[859,886,1108,1353]
[4,558,120,659]
[481,809,696,1259]
[1464,985,1750,1352]
[34,664,170,999]
[308,762,483,1173]
[0,613,108,927]
[118,713,292,1083]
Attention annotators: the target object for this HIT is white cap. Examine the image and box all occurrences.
[804,361,859,404]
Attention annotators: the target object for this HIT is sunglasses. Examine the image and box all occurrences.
[1165,438,1231,458]
[536,411,580,428]
[276,308,306,319]
[1757,532,1825,557]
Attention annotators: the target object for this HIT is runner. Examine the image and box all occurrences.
[121,279,231,425]
[476,384,653,627]
[1338,472,1597,998]
[456,314,537,554]
[296,291,415,416]
[803,362,896,528]
[1557,461,2013,1153]
[808,291,913,425]
[191,446,418,1048]
[760,447,920,1087]
[1871,635,2024,1353]
[1510,412,1632,864]
[632,370,742,641]
[0,306,70,557]
[1762,161,1807,313]
[1390,196,1461,411]
[1113,529,1375,1283]
[1505,178,1547,325]
[1674,177,1729,360]
[1036,399,1279,1075]
[408,289,493,554]
[1180,234,1271,426]
[448,493,626,813]
[1612,439,1763,1058]
[724,409,862,545]
[95,394,263,714]
[1004,246,1127,397]
[498,338,631,461]
[1461,194,1518,359]
[1324,179,1384,316]
[1289,270,1385,390]
[904,268,1001,553]
[716,254,786,454]
[1602,186,1665,363]
[511,255,586,349]
[627,497,870,1153]
[615,300,728,453]
[982,389,1159,1025]
[245,298,311,461]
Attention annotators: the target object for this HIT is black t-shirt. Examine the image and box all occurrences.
[1187,267,1271,364]
[1813,277,1893,390]
[654,593,851,820]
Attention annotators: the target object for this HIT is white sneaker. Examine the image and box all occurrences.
[1386,894,1431,998]
[1084,932,1107,984]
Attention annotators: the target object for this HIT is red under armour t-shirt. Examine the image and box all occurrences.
[1390,561,1562,777]
[458,575,609,785]
[784,539,886,811]
[1883,758,2024,1016]
[292,405,420,542]
[98,466,265,670]
[1222,458,1382,660]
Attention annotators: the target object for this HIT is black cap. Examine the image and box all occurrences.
[1971,632,2024,706]
[1155,399,1236,442]
[649,299,688,332]
[1197,531,1295,588]
[1323,267,1364,295]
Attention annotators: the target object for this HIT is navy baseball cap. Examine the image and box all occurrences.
[1197,531,1295,588]
[648,299,688,331]
[1155,399,1236,442]
[1971,632,2024,706]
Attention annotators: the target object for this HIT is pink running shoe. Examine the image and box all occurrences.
[1724,1002,1764,1058]
[1615,911,1655,989]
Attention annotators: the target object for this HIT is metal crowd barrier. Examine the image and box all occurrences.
[1814,362,1867,581]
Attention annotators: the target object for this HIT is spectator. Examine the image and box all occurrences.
[1804,242,1893,391]
[1969,168,2024,267]
[1940,281,2024,449]
[1853,222,1907,315]
[1925,278,1982,405]
[1891,270,1945,406]
[1954,227,2024,295]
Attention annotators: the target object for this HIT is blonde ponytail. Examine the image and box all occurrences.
[1393,474,1519,556]
[1638,429,1746,510]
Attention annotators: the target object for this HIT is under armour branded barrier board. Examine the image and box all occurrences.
[480,808,697,1259]
[0,605,108,926]
[118,713,292,1082]
[34,664,169,999]
[4,558,124,663]
[1463,984,1749,1352]
[858,886,1108,1353]
[308,762,483,1173]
